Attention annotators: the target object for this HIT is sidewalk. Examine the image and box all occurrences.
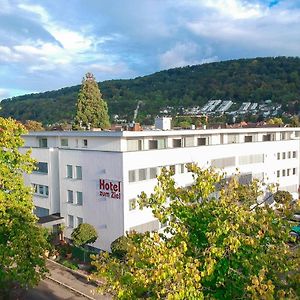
[46,259,111,300]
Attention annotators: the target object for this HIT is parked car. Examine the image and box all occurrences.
[290,224,300,241]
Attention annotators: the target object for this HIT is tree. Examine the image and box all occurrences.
[110,236,131,260]
[92,166,300,299]
[0,117,49,295]
[23,120,44,131]
[74,73,110,130]
[71,223,98,262]
[273,190,293,204]
[266,117,284,125]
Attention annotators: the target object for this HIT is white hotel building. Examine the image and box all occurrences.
[22,126,300,251]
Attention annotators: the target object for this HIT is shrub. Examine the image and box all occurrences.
[61,260,79,270]
[273,190,293,204]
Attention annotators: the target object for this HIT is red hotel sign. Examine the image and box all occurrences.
[99,179,121,199]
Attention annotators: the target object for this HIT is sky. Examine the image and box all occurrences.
[0,0,300,99]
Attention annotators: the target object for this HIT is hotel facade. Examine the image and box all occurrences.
[22,126,300,251]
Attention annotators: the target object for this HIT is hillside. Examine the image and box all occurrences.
[1,56,300,124]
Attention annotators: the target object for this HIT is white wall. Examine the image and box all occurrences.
[59,149,124,251]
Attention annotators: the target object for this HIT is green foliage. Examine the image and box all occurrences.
[0,117,49,292]
[266,117,284,125]
[273,190,293,204]
[111,236,134,260]
[91,166,299,299]
[23,120,44,131]
[1,57,300,124]
[57,243,72,258]
[71,223,98,248]
[61,260,79,270]
[74,72,110,130]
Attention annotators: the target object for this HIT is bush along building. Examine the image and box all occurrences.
[22,123,300,251]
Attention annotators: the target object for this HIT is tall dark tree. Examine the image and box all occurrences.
[74,73,110,130]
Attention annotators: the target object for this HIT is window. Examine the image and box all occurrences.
[293,151,297,158]
[238,173,252,185]
[211,157,235,169]
[45,186,49,196]
[173,139,182,148]
[244,136,253,143]
[35,162,48,174]
[148,138,167,149]
[75,166,82,179]
[68,215,74,228]
[61,139,68,147]
[281,132,287,140]
[287,169,291,176]
[277,152,280,160]
[149,167,157,179]
[34,206,49,218]
[138,168,147,181]
[282,169,286,177]
[33,184,49,197]
[149,140,158,149]
[66,165,73,178]
[293,168,296,175]
[83,139,88,147]
[262,134,271,141]
[67,190,73,203]
[77,217,83,226]
[197,137,208,146]
[282,152,286,159]
[127,139,142,151]
[76,191,83,205]
[129,199,136,211]
[277,170,280,178]
[288,151,291,159]
[239,154,264,165]
[129,170,136,182]
[227,134,238,144]
[184,136,194,147]
[179,164,185,174]
[39,138,47,148]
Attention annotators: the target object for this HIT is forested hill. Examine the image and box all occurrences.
[1,56,300,125]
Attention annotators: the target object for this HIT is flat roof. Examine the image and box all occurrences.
[38,213,64,224]
[24,126,300,138]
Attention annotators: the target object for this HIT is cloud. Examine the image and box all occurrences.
[0,0,299,97]
[159,42,218,69]
[0,88,10,99]
[184,0,300,56]
[201,0,265,19]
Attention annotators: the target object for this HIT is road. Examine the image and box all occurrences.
[6,260,111,300]
[24,277,88,300]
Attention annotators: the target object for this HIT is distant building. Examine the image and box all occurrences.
[155,116,172,130]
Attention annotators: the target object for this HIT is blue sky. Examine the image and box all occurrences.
[0,0,299,99]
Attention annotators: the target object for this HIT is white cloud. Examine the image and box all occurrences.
[159,42,218,69]
[0,88,10,99]
[1,0,300,97]
[184,0,300,55]
[202,0,265,19]
[15,2,122,75]
[18,3,49,23]
[0,45,21,62]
